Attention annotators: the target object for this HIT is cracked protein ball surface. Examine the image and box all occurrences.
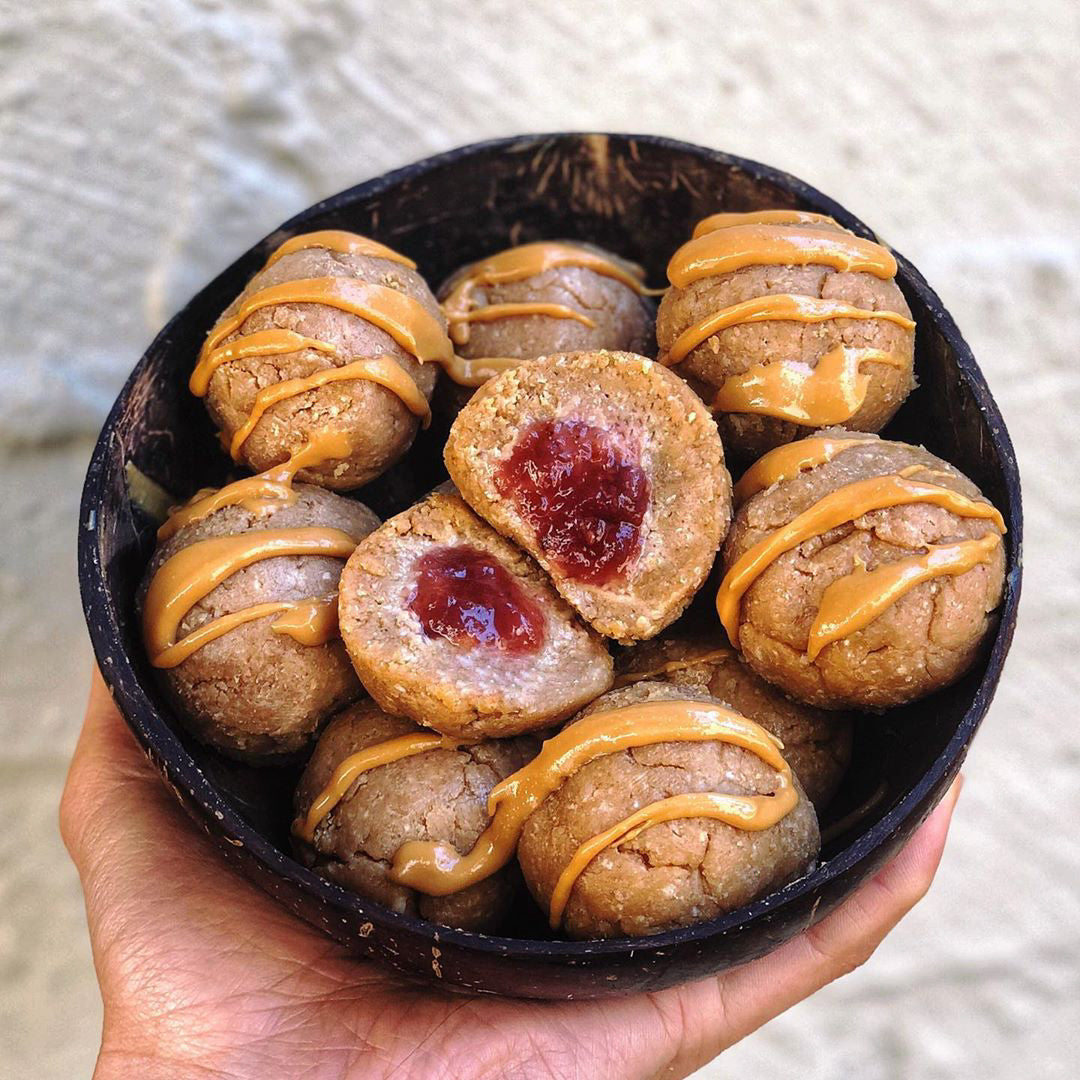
[444,350,732,643]
[294,700,538,932]
[140,484,379,762]
[616,633,853,811]
[517,682,820,939]
[203,245,444,490]
[656,218,916,461]
[434,240,655,419]
[338,489,613,737]
[721,432,1006,709]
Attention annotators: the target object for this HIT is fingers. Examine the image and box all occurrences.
[660,776,963,1076]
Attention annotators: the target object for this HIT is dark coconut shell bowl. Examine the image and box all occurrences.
[79,134,1022,1000]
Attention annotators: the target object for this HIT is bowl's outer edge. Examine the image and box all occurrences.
[78,132,1022,1000]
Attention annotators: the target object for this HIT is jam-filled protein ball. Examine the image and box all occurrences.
[337,489,613,737]
[444,350,732,643]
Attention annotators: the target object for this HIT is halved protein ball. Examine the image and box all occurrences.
[718,430,1007,709]
[616,633,853,810]
[294,700,538,932]
[338,489,613,737]
[517,682,820,939]
[444,350,732,642]
[140,482,379,762]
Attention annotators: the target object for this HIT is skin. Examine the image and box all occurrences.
[62,671,961,1080]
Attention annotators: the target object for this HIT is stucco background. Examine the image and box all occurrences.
[1,1,1077,1077]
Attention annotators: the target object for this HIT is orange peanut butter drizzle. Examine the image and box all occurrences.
[612,648,736,689]
[228,354,432,460]
[156,430,354,542]
[263,229,417,270]
[710,345,906,426]
[733,435,876,506]
[668,223,898,289]
[143,526,358,669]
[716,473,1007,646]
[806,533,1003,660]
[388,700,795,898]
[439,354,524,389]
[691,209,844,238]
[661,293,915,367]
[446,302,597,347]
[441,241,658,349]
[294,733,478,844]
[548,777,796,930]
[191,329,339,397]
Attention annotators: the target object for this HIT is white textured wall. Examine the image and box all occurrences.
[2,2,1077,1077]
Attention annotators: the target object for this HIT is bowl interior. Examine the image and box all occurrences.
[79,134,1022,998]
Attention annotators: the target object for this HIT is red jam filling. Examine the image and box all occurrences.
[495,419,650,585]
[409,545,546,654]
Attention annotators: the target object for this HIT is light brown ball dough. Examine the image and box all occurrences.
[338,490,613,737]
[444,350,732,643]
[204,246,443,490]
[721,432,1006,709]
[656,220,916,461]
[141,484,378,761]
[294,701,538,932]
[617,634,853,810]
[435,241,655,417]
[518,682,820,939]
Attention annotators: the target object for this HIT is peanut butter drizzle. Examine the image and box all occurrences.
[612,648,736,689]
[263,230,417,270]
[294,734,478,844]
[228,354,431,459]
[199,277,454,370]
[806,533,1002,660]
[668,224,898,289]
[711,345,906,425]
[441,241,655,349]
[447,302,597,346]
[661,293,915,367]
[191,329,339,397]
[549,776,796,930]
[143,526,357,669]
[439,355,524,389]
[156,430,354,541]
[716,474,1006,645]
[733,435,876,506]
[387,700,794,898]
[692,210,843,238]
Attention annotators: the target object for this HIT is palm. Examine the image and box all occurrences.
[63,674,960,1080]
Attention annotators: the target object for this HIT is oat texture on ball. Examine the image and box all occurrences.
[444,350,732,643]
[656,210,917,461]
[192,230,451,490]
[717,431,1006,709]
[517,682,820,939]
[140,480,379,761]
[294,700,539,932]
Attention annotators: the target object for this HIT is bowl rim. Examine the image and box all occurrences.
[78,131,1024,961]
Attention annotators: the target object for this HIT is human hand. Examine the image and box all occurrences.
[62,671,962,1080]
